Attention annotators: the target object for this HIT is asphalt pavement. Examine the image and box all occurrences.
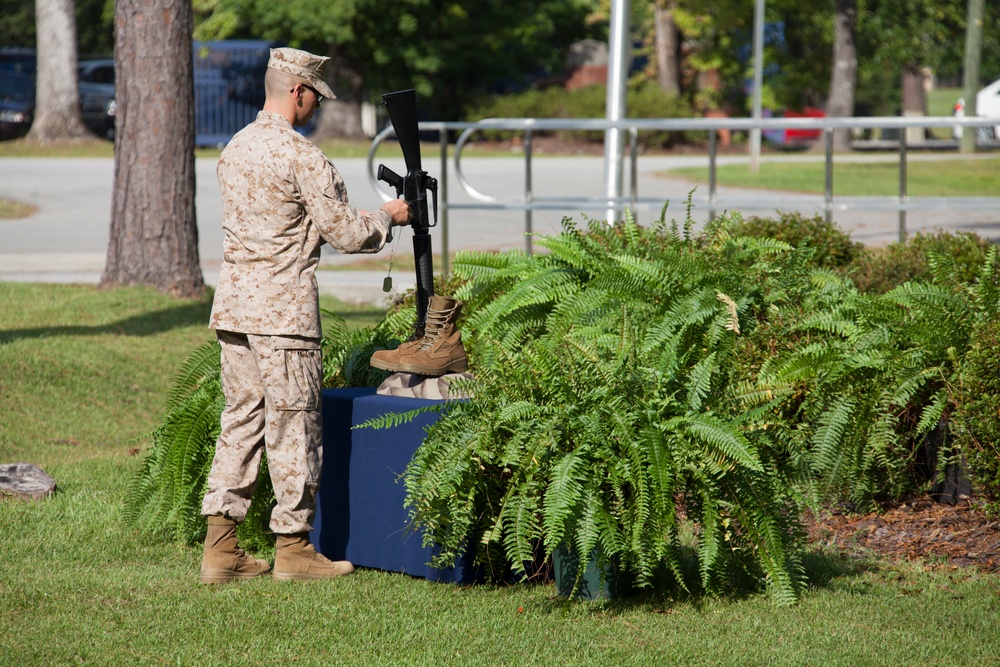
[2,152,997,305]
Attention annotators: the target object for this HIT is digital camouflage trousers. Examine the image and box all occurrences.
[201,330,323,534]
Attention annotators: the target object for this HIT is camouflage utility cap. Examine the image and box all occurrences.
[268,47,336,100]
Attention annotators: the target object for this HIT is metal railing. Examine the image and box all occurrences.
[367,115,1000,274]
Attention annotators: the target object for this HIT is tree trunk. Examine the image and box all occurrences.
[28,0,92,143]
[901,62,928,144]
[826,0,857,152]
[101,0,204,298]
[654,1,680,96]
[901,63,927,116]
[311,51,365,140]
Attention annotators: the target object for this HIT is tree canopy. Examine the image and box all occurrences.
[6,0,1000,124]
[192,0,603,120]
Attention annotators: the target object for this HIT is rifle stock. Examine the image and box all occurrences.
[379,89,438,338]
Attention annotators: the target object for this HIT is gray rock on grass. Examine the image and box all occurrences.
[0,463,57,500]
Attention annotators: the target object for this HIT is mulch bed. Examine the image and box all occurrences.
[804,496,1000,571]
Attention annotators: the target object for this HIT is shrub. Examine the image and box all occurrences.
[396,211,821,605]
[760,241,1000,507]
[952,317,1000,515]
[754,279,973,506]
[730,212,863,269]
[846,231,992,294]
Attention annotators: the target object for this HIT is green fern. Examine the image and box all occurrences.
[404,212,813,603]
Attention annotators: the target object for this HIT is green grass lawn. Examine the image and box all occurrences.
[667,155,1000,197]
[1,282,999,665]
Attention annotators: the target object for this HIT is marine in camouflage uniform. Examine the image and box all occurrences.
[198,48,410,584]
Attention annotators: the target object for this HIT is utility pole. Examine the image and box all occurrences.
[749,0,765,172]
[604,0,631,224]
[961,0,984,154]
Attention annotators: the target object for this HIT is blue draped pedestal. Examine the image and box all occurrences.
[311,387,478,584]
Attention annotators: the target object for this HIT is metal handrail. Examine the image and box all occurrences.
[367,115,1000,273]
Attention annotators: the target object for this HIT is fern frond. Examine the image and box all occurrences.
[672,415,763,473]
[542,452,586,550]
[163,341,221,413]
[354,404,445,430]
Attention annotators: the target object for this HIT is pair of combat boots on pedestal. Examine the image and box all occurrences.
[370,294,468,376]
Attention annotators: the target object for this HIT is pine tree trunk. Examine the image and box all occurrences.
[28,0,93,143]
[826,0,857,152]
[101,0,204,298]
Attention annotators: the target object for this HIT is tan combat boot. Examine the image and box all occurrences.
[396,295,468,377]
[272,534,355,581]
[369,329,425,372]
[199,516,272,584]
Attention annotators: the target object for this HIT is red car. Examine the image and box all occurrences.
[763,107,825,146]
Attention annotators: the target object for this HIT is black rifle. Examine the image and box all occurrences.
[378,89,438,339]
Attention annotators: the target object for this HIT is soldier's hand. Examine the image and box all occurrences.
[383,198,411,226]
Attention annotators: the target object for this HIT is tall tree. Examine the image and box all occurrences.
[653,0,681,95]
[861,0,965,119]
[28,0,92,143]
[672,0,752,113]
[827,0,857,151]
[192,0,600,130]
[101,0,204,297]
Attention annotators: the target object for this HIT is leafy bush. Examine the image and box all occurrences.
[731,212,863,269]
[396,213,1000,603]
[467,83,694,149]
[771,240,1000,506]
[397,211,819,605]
[754,281,967,506]
[952,317,1000,515]
[846,231,992,294]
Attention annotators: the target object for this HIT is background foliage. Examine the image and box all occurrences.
[468,83,695,149]
[189,0,602,120]
[6,1,1000,124]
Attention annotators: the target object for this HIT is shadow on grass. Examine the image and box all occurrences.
[0,298,213,345]
[521,546,876,615]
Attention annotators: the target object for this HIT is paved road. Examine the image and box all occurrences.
[2,153,997,305]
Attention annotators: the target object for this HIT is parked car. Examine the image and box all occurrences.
[0,47,36,75]
[954,77,1000,142]
[0,70,34,140]
[0,49,117,140]
[77,59,116,139]
[762,107,825,147]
